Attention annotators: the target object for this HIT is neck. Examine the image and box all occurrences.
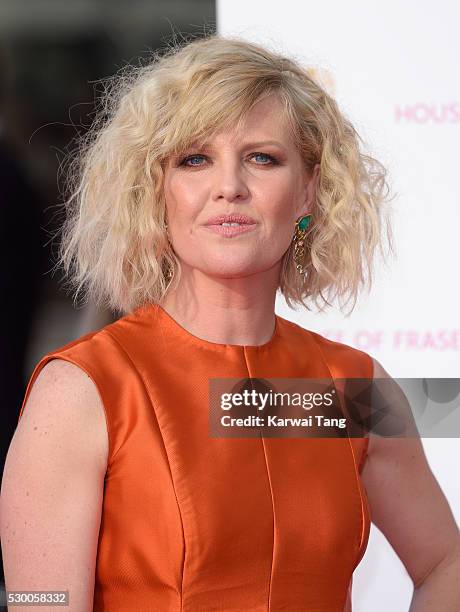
[159,264,280,346]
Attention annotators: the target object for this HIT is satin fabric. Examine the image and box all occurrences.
[19,302,372,611]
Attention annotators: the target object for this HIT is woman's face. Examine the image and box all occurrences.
[163,93,319,281]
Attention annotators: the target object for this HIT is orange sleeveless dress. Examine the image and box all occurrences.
[19,302,372,611]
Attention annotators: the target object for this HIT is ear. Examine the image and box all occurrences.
[298,163,320,217]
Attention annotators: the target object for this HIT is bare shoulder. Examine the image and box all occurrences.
[366,355,419,456]
[13,357,109,477]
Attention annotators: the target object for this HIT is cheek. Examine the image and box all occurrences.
[260,193,300,256]
[260,185,298,235]
[164,175,204,225]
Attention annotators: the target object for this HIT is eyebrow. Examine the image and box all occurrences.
[188,139,287,150]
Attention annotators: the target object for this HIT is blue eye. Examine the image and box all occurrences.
[251,152,277,164]
[178,152,279,168]
[179,154,206,167]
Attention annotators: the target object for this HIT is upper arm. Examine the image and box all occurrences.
[361,356,460,587]
[0,358,109,611]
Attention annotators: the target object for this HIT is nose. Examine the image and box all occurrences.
[211,158,250,204]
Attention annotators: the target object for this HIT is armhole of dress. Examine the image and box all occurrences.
[358,351,374,473]
[19,353,114,472]
[349,350,373,571]
[350,352,374,573]
[358,435,370,474]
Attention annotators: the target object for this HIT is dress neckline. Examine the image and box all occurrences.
[140,302,281,350]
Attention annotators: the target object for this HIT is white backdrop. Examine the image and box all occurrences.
[217,1,459,609]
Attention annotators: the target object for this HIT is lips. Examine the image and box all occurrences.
[203,213,257,226]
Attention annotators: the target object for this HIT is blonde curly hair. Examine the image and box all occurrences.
[55,33,394,316]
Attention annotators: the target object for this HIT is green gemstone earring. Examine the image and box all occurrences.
[293,214,312,275]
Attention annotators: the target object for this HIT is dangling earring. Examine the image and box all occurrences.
[293,214,312,275]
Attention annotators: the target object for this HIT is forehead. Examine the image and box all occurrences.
[189,95,294,149]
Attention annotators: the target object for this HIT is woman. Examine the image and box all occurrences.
[1,34,459,611]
